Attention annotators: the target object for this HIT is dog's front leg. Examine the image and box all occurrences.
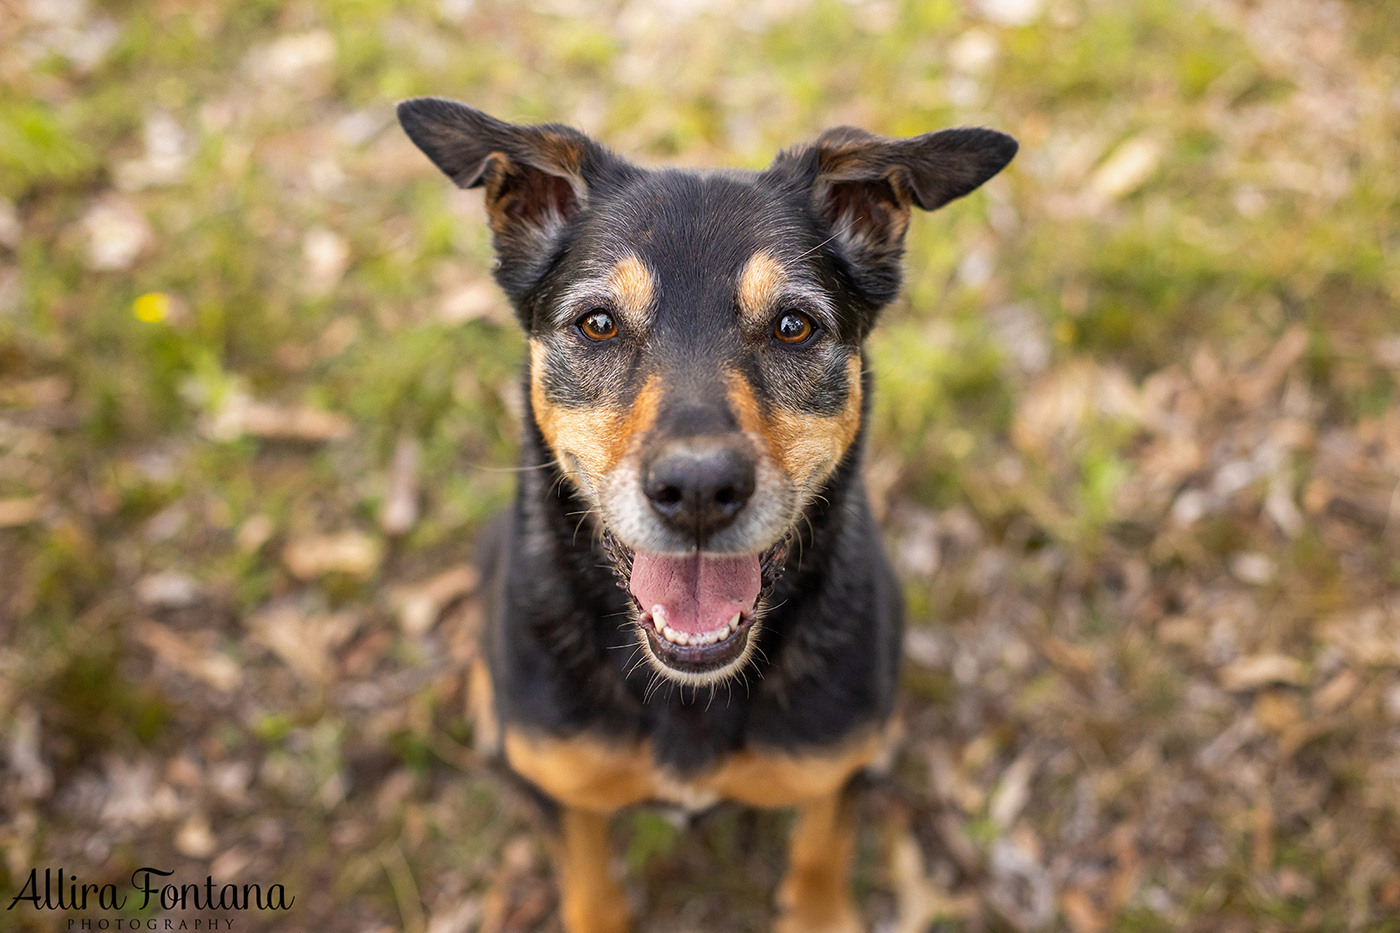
[774,782,863,933]
[553,806,632,933]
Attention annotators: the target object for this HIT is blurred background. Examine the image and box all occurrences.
[2,0,1398,930]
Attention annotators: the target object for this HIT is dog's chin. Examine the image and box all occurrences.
[601,531,790,687]
[638,609,761,686]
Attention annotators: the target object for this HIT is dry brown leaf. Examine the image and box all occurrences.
[135,621,242,692]
[175,813,217,858]
[888,828,978,933]
[392,564,479,636]
[136,571,201,608]
[380,434,421,536]
[989,750,1038,830]
[1312,669,1359,713]
[1219,654,1306,691]
[1036,633,1096,675]
[8,705,52,801]
[1236,326,1310,405]
[236,514,276,553]
[0,497,43,527]
[1252,690,1302,732]
[283,531,382,579]
[1088,134,1162,201]
[246,604,361,683]
[240,401,353,442]
[1060,886,1107,933]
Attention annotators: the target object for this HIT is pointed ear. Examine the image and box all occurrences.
[771,125,1017,303]
[397,98,614,291]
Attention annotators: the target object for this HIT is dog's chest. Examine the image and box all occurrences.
[499,721,883,814]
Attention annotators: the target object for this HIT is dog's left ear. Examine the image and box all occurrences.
[772,125,1017,304]
[397,97,619,296]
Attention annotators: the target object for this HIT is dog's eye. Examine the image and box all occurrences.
[578,310,618,341]
[773,311,816,345]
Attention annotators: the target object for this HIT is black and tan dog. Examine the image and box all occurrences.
[397,97,1016,933]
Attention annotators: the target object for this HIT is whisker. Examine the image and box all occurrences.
[796,229,842,261]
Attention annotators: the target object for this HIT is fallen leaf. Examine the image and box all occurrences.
[0,497,43,527]
[1229,552,1276,586]
[1312,669,1359,713]
[136,571,201,608]
[175,814,217,859]
[379,434,421,536]
[239,401,353,442]
[303,227,350,296]
[81,195,151,270]
[135,621,242,692]
[392,564,479,636]
[1219,654,1306,691]
[989,750,1037,830]
[1252,690,1302,732]
[236,514,276,553]
[8,706,52,801]
[888,827,979,933]
[283,531,382,579]
[246,604,362,682]
[1089,135,1162,201]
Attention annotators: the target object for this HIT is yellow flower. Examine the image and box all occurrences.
[133,292,171,323]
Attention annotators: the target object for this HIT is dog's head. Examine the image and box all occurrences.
[399,98,1016,685]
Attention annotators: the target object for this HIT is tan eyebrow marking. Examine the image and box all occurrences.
[606,254,655,325]
[737,251,787,325]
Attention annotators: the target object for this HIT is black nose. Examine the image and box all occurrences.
[643,438,756,541]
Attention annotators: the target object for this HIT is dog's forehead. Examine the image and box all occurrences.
[582,170,813,292]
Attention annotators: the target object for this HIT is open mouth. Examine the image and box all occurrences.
[604,533,789,683]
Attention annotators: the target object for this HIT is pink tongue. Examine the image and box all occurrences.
[629,552,761,636]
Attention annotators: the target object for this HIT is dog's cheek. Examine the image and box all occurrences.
[725,355,863,492]
[530,339,660,489]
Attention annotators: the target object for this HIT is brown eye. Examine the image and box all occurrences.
[773,311,815,345]
[579,310,618,341]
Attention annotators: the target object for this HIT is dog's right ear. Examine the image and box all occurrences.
[397,98,615,294]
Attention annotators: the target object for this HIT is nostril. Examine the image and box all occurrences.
[713,482,750,511]
[643,438,756,534]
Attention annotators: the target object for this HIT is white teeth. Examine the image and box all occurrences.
[650,610,740,648]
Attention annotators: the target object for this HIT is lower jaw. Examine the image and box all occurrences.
[601,530,790,685]
[639,612,759,684]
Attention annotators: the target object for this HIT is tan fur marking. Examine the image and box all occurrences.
[530,342,662,480]
[554,807,632,933]
[702,731,881,808]
[607,254,655,325]
[725,356,863,488]
[502,726,881,812]
[737,251,787,325]
[506,727,879,932]
[503,727,656,813]
[468,656,500,754]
